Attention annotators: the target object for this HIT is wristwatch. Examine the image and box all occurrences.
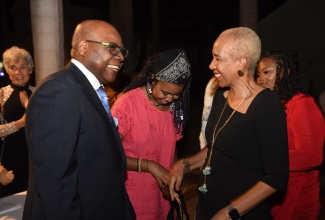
[227,204,241,220]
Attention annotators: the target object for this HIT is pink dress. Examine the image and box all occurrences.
[111,88,182,220]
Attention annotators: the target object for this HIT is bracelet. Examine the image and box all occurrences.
[180,158,190,174]
[137,158,142,172]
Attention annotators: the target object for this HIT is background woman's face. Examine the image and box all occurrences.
[255,57,278,90]
[7,58,32,86]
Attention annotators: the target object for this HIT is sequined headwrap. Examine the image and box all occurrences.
[154,51,191,84]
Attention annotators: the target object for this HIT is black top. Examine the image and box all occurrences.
[0,85,32,197]
[196,88,288,220]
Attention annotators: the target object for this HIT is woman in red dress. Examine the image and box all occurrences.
[256,51,325,220]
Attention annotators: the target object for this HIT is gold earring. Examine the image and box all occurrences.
[237,69,244,77]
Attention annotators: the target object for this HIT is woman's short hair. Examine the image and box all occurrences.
[2,46,34,72]
[219,27,261,72]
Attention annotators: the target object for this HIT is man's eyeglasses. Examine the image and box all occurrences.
[86,40,129,58]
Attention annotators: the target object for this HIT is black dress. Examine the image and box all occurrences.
[0,84,32,197]
[196,89,288,220]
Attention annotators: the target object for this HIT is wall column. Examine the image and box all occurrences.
[30,0,64,84]
[240,0,258,30]
[109,0,136,73]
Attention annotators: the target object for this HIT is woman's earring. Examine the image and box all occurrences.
[237,69,244,77]
[147,82,152,94]
[180,110,184,121]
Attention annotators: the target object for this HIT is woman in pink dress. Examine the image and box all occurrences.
[256,51,325,220]
[111,49,191,220]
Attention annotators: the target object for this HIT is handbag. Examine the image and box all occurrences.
[166,191,189,220]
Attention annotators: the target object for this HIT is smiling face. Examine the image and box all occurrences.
[208,37,240,88]
[255,57,279,90]
[151,81,185,106]
[73,21,126,84]
[7,58,32,86]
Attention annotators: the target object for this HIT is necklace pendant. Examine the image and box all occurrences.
[198,184,208,193]
[202,166,211,175]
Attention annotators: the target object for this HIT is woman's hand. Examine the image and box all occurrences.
[168,148,208,204]
[168,161,185,204]
[147,160,170,198]
[0,165,14,186]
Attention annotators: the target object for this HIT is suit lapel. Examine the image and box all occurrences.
[65,63,126,166]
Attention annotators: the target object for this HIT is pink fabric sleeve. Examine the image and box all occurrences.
[111,96,132,139]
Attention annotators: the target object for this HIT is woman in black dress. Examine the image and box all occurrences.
[169,27,289,220]
[0,46,33,197]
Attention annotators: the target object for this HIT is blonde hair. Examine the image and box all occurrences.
[219,27,261,72]
[2,46,34,72]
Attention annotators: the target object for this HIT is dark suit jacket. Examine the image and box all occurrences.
[23,63,135,220]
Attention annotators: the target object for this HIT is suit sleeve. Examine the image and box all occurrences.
[26,79,81,219]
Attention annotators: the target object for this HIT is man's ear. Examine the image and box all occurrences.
[77,40,88,56]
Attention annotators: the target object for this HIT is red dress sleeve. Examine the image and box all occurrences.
[285,93,325,171]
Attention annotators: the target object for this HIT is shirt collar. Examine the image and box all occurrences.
[71,59,102,90]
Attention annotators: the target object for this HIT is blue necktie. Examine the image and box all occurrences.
[96,86,118,130]
[96,86,125,166]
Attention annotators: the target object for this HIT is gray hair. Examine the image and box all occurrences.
[2,46,34,72]
[219,27,261,72]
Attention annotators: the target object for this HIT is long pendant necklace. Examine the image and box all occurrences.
[198,88,251,193]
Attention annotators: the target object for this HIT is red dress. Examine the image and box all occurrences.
[111,88,182,220]
[271,93,325,220]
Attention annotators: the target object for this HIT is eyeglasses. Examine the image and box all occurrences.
[86,40,129,58]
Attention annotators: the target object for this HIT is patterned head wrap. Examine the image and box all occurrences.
[153,50,191,84]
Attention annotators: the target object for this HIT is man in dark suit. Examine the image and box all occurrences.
[23,20,135,220]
